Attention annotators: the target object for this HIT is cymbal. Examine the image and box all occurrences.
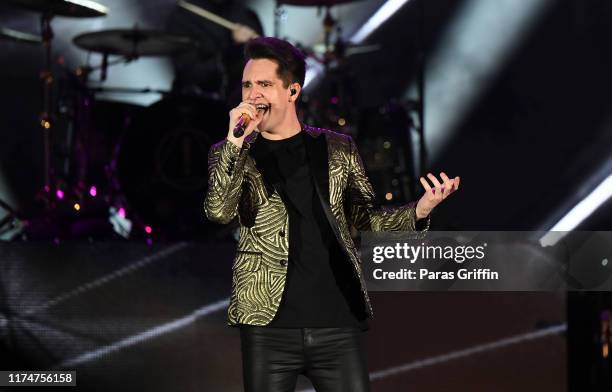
[0,27,42,44]
[73,29,196,57]
[6,0,108,18]
[278,0,363,6]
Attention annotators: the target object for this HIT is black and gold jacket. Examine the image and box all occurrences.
[204,124,430,326]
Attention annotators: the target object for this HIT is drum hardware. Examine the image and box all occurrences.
[73,28,197,82]
[4,0,107,206]
[275,0,366,38]
[109,94,228,239]
[85,85,171,95]
[4,0,393,241]
[67,27,211,239]
[72,28,197,58]
[0,27,42,44]
[274,0,380,134]
[276,0,367,66]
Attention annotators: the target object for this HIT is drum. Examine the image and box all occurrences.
[113,95,228,239]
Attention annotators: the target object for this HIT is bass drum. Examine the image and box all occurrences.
[115,95,228,239]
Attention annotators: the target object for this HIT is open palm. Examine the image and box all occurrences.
[416,172,460,219]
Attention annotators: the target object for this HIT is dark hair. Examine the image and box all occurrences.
[244,37,306,88]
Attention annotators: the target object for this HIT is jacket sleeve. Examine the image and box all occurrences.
[346,136,431,232]
[203,139,249,224]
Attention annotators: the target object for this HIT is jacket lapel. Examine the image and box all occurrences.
[302,125,331,208]
[302,125,348,247]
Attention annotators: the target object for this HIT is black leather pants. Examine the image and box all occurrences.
[239,326,371,392]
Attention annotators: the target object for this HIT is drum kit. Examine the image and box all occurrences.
[0,0,383,241]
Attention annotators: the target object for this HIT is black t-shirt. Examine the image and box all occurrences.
[252,131,369,330]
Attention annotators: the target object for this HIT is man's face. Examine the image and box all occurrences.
[241,58,293,132]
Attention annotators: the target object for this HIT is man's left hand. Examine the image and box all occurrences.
[416,172,460,220]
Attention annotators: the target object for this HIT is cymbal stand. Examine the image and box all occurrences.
[274,1,287,38]
[39,12,56,202]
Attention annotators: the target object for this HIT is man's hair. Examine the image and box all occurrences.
[244,37,306,88]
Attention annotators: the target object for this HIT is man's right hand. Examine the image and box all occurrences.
[232,24,259,44]
[227,102,263,148]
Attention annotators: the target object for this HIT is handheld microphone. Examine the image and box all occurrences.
[233,113,251,138]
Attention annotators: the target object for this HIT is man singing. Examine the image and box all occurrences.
[204,37,460,392]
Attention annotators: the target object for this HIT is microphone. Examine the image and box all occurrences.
[233,113,251,138]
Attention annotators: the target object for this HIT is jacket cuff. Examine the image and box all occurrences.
[415,214,431,231]
[407,201,431,232]
[220,139,248,177]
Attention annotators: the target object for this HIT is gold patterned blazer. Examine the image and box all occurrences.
[204,123,430,326]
